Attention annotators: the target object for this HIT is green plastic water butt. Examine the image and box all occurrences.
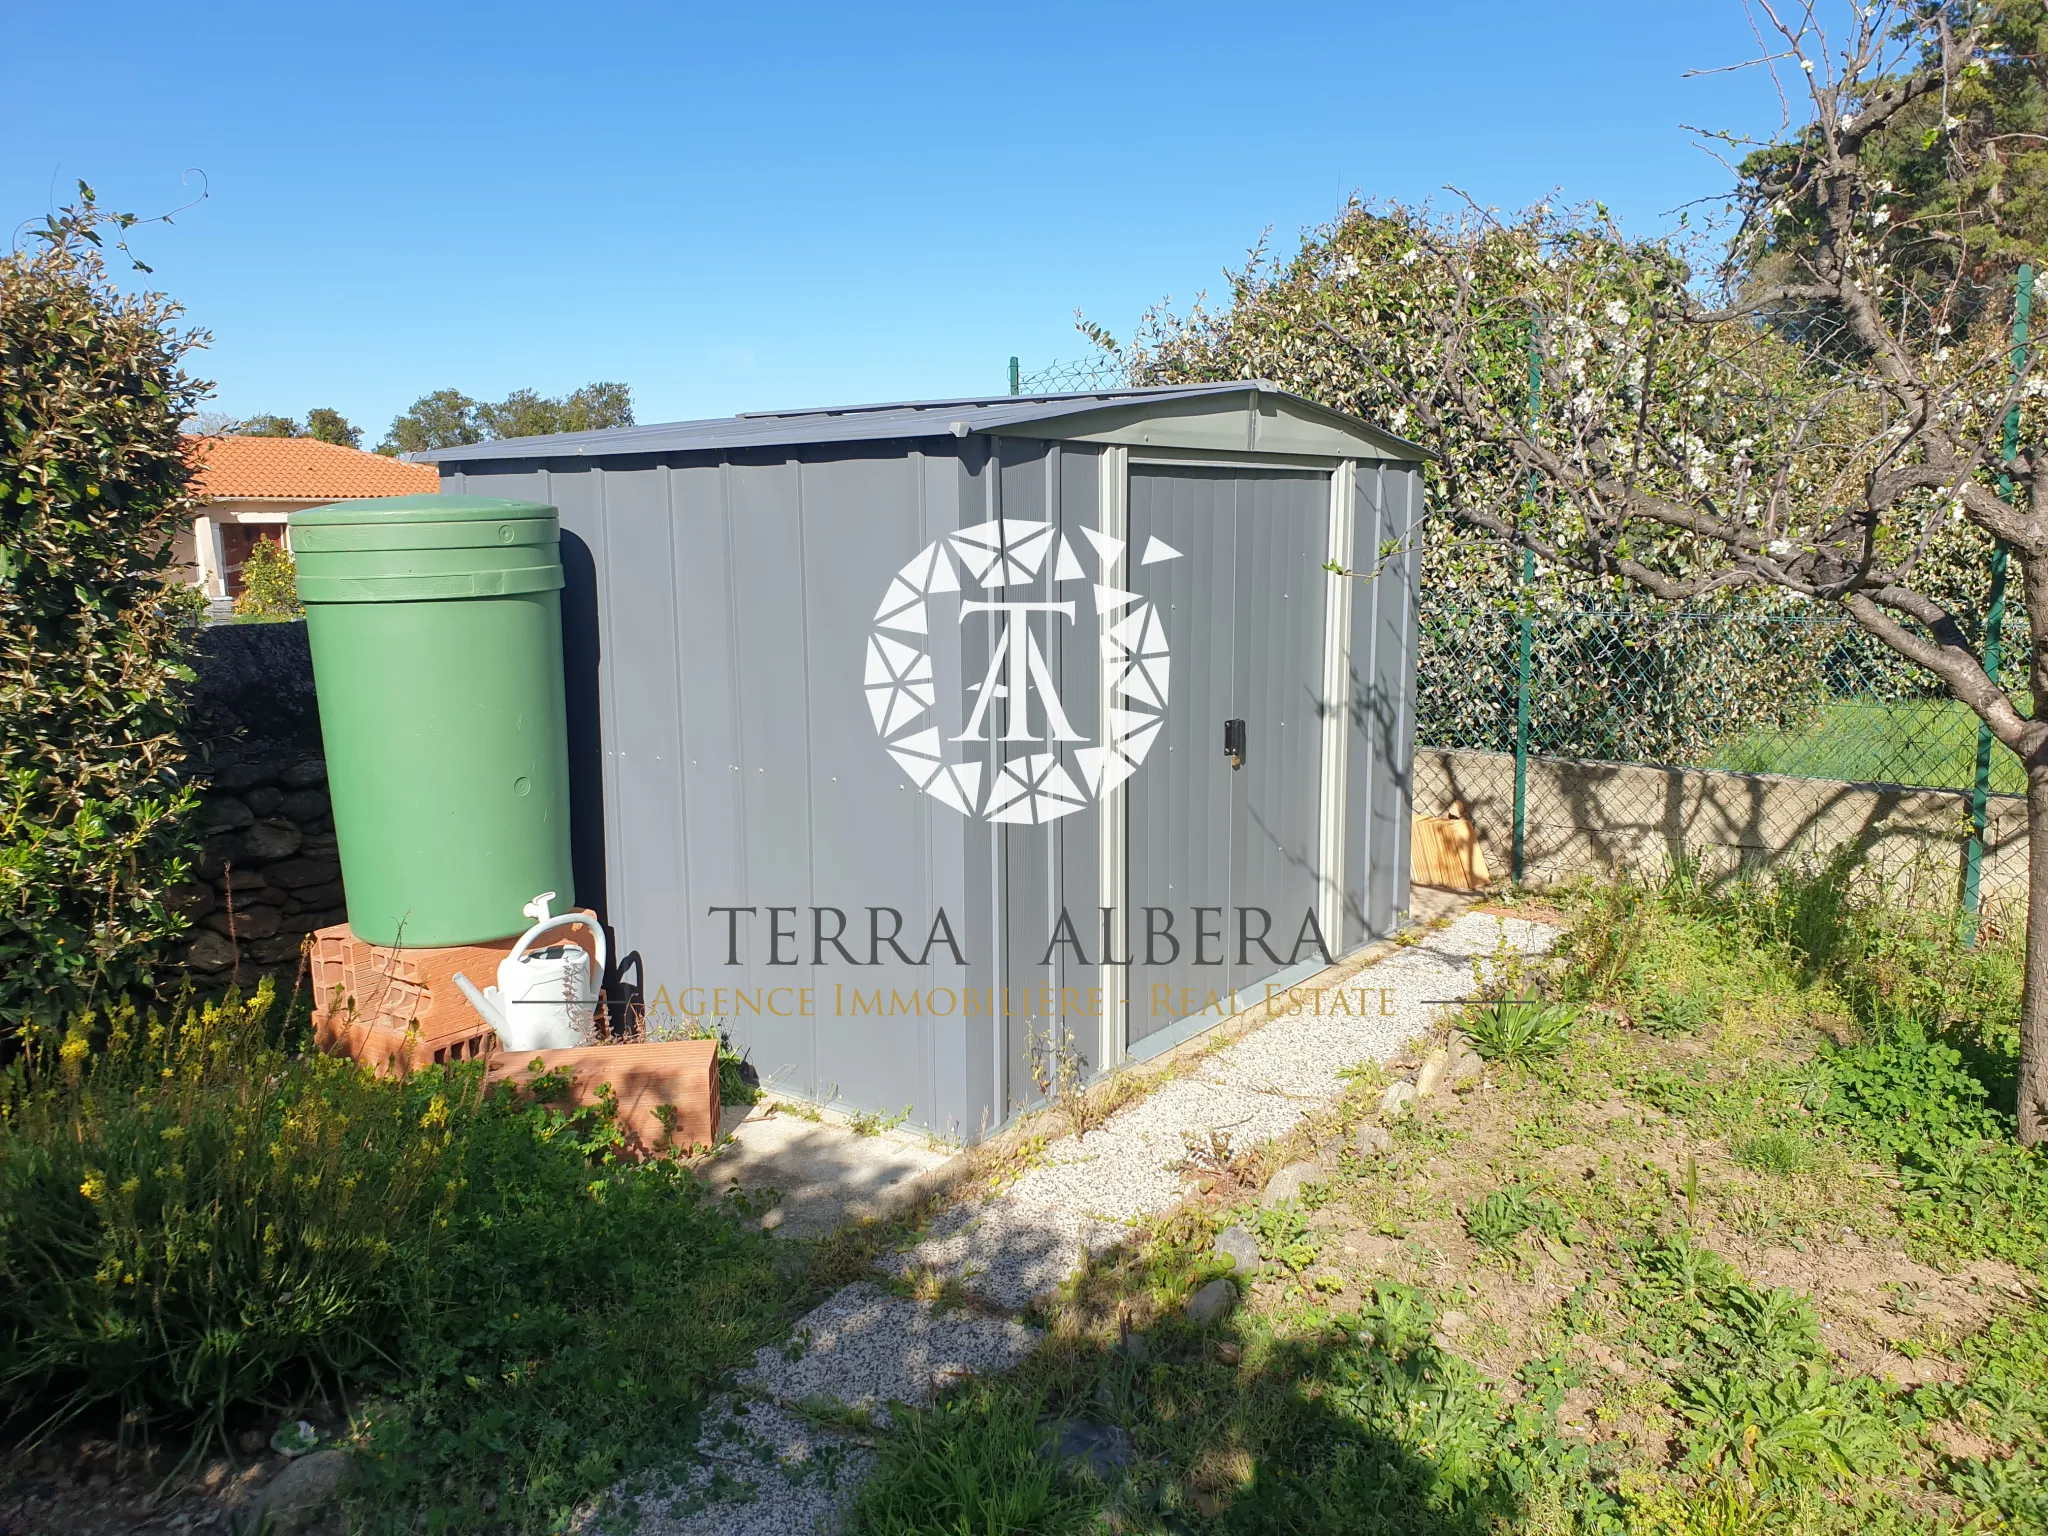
[290,494,574,947]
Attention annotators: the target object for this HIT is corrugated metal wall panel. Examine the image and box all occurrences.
[795,450,947,1120]
[1343,462,1419,946]
[432,439,1421,1139]
[1229,468,1330,979]
[1126,467,1238,1049]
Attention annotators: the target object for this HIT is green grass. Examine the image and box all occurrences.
[0,982,796,1533]
[841,863,2048,1535]
[1709,697,2026,793]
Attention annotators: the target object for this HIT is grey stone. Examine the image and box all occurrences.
[292,881,345,909]
[245,786,286,818]
[185,930,238,973]
[243,819,304,863]
[1449,1050,1484,1089]
[204,797,254,832]
[280,759,328,790]
[243,1447,347,1533]
[165,882,216,920]
[299,834,340,858]
[1041,1421,1133,1481]
[210,759,279,793]
[280,788,330,821]
[1380,1080,1419,1117]
[265,857,343,890]
[1349,1124,1394,1158]
[195,834,241,877]
[1262,1160,1321,1206]
[248,935,307,967]
[245,885,289,907]
[219,866,268,893]
[1213,1224,1262,1278]
[205,905,281,941]
[1184,1278,1237,1324]
[189,625,318,753]
[1415,1046,1452,1098]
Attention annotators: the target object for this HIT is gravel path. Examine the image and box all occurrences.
[627,911,1557,1533]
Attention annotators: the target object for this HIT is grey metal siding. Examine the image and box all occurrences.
[1343,462,1420,948]
[436,437,1422,1139]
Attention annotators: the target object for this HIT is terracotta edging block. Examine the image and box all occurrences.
[487,1040,721,1155]
[309,915,601,1073]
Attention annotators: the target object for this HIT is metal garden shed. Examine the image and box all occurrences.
[426,383,1424,1140]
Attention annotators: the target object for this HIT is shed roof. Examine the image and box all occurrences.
[419,382,1426,466]
[186,435,440,501]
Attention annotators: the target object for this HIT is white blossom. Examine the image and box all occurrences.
[1605,300,1630,326]
[1767,539,1796,557]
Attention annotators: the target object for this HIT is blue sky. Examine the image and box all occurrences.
[4,2,1786,441]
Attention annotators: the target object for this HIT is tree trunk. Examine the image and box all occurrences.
[2023,764,2048,1146]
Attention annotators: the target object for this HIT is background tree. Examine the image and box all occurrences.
[1122,2,2048,1143]
[0,184,207,1031]
[379,388,482,455]
[235,412,300,437]
[226,408,360,446]
[379,381,634,455]
[303,406,360,448]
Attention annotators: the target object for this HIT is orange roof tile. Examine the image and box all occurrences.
[184,435,440,501]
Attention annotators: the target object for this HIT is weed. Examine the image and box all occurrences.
[849,1386,1100,1535]
[1463,1185,1570,1256]
[1464,1188,1539,1251]
[1461,996,1582,1065]
[1249,1201,1321,1272]
[1642,987,1713,1037]
[1565,873,1654,1001]
[1027,1024,1110,1141]
[1470,919,1545,1002]
[1732,1130,1814,1177]
[1174,1128,1238,1179]
[846,1104,912,1137]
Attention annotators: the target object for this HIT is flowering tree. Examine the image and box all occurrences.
[1119,3,2048,1143]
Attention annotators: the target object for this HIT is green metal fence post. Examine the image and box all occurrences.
[1009,356,1020,396]
[1964,262,2033,935]
[1512,319,1540,883]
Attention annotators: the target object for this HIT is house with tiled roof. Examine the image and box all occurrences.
[177,435,438,599]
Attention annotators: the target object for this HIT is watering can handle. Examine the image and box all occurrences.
[506,911,609,985]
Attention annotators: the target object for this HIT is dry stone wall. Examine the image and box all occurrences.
[176,621,345,985]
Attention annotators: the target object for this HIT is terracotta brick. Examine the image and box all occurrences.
[487,1041,721,1155]
[308,914,602,1074]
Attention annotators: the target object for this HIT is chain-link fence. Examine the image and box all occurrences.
[1413,599,2033,902]
[1008,354,1130,395]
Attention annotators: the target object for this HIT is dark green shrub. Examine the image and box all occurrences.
[1,185,210,1031]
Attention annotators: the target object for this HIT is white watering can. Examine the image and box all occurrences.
[454,893,607,1052]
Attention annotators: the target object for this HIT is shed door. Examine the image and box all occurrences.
[1125,464,1329,1053]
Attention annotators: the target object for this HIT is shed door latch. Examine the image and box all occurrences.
[1223,718,1247,770]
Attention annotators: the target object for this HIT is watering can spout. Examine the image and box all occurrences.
[453,971,508,1034]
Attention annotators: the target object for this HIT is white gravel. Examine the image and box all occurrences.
[622,910,1559,1533]
[900,911,1556,1306]
[618,1395,873,1536]
[738,1282,1040,1427]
